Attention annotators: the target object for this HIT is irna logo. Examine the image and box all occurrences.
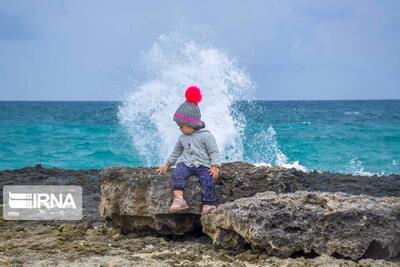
[8,192,77,209]
[3,185,82,220]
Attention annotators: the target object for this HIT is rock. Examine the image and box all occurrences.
[99,162,400,235]
[219,162,400,198]
[201,191,400,260]
[0,164,399,265]
[0,165,103,225]
[99,166,203,235]
[98,162,306,235]
[57,223,89,242]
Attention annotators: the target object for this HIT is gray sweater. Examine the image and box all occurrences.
[167,128,222,168]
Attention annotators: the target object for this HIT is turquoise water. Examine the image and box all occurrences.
[0,100,399,175]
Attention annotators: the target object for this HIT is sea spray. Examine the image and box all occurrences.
[1,100,397,173]
[250,126,307,172]
[118,31,254,167]
[345,157,386,177]
[118,30,308,171]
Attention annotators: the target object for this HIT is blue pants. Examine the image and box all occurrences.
[170,162,216,205]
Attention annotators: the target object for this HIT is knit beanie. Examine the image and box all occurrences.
[173,86,205,129]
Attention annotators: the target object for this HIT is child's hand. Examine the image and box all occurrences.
[156,163,171,175]
[208,166,220,180]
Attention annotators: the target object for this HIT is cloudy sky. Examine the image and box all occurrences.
[0,0,399,100]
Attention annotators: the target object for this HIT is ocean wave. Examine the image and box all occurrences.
[250,126,308,172]
[118,27,254,167]
[344,111,360,115]
[254,161,308,172]
[345,158,386,177]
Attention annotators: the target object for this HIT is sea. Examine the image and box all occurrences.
[0,100,399,176]
[1,31,399,175]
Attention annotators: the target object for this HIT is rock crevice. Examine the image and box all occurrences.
[98,162,400,259]
[201,191,400,260]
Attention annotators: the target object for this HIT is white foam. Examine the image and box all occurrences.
[344,111,360,115]
[278,161,308,172]
[346,158,385,177]
[253,162,273,167]
[118,27,309,171]
[118,28,255,166]
[251,126,308,172]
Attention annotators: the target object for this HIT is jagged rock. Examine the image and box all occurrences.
[98,162,306,235]
[98,162,400,235]
[1,164,399,265]
[219,162,400,198]
[98,167,203,235]
[0,165,102,224]
[201,191,400,260]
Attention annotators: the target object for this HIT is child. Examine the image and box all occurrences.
[156,85,221,216]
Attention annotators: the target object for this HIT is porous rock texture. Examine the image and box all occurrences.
[1,164,399,265]
[201,191,400,260]
[98,162,308,235]
[99,162,400,236]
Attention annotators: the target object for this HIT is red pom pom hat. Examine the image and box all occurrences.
[173,85,205,129]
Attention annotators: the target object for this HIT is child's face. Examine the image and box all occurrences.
[177,122,196,135]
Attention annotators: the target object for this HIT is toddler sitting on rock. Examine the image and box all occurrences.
[156,86,221,216]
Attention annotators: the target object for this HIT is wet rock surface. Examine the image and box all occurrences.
[201,191,400,260]
[0,162,399,266]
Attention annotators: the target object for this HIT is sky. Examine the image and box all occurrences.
[0,0,399,101]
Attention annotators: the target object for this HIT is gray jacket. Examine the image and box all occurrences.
[167,128,222,168]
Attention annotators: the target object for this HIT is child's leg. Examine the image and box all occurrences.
[194,166,216,205]
[170,162,193,198]
[173,190,184,198]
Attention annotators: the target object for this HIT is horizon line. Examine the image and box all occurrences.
[0,98,399,102]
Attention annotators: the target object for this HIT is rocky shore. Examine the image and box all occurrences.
[1,162,399,266]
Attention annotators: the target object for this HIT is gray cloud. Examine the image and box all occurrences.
[0,0,399,100]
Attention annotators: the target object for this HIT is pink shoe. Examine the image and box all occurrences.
[169,197,189,213]
[201,205,217,216]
